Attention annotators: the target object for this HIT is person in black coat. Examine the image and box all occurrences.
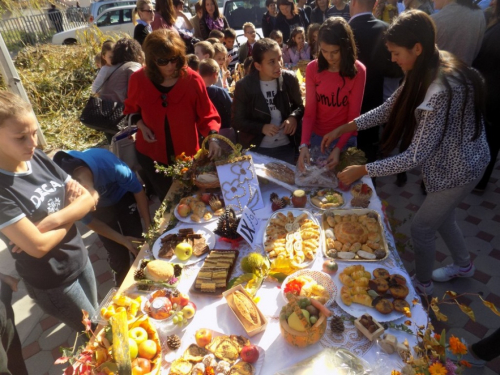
[262,0,278,37]
[232,38,304,163]
[310,0,332,24]
[133,0,155,45]
[275,0,308,42]
[348,0,403,164]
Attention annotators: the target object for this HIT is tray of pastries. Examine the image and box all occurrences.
[322,209,389,261]
[263,209,321,266]
[190,250,239,296]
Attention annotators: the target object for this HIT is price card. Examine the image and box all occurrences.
[237,206,260,249]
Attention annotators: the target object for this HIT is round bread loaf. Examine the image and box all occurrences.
[334,222,368,244]
[144,260,174,282]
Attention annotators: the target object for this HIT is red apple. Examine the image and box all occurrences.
[241,345,260,363]
[177,204,190,217]
[138,340,157,360]
[131,358,151,374]
[200,193,211,205]
[179,293,190,307]
[195,328,212,347]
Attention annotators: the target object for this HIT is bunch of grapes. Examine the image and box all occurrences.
[171,307,188,327]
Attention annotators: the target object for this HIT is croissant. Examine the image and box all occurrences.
[352,293,373,307]
[350,286,368,295]
[353,277,370,287]
[293,213,308,225]
[343,265,365,276]
[340,286,352,306]
[339,273,354,287]
[351,270,371,281]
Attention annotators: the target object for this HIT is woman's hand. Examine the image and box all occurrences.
[122,236,144,257]
[208,139,222,159]
[338,165,368,185]
[262,124,280,136]
[326,147,341,170]
[297,147,310,172]
[65,179,83,205]
[321,128,343,153]
[137,120,156,143]
[281,117,297,135]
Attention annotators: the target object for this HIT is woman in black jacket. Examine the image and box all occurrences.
[310,0,332,24]
[275,0,308,42]
[199,0,229,39]
[231,38,304,164]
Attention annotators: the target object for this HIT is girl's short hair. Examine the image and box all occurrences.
[100,40,115,66]
[317,17,357,79]
[269,29,283,41]
[0,91,32,127]
[287,26,305,48]
[251,38,280,72]
[111,38,144,65]
[202,0,221,19]
[143,29,187,84]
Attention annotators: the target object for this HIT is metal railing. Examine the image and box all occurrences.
[0,8,89,52]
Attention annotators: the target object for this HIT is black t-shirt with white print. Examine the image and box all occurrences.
[0,149,87,290]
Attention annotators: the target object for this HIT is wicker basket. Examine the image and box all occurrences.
[191,134,240,190]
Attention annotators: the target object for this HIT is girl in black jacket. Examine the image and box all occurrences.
[231,38,304,164]
[275,0,308,42]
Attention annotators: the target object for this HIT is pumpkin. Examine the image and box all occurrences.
[279,298,327,347]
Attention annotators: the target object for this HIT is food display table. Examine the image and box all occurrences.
[113,176,427,374]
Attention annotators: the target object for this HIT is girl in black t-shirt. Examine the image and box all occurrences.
[0,92,98,332]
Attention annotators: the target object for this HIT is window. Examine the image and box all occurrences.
[96,9,121,26]
[123,9,132,22]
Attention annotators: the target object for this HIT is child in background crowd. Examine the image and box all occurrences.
[283,26,310,64]
[262,0,278,37]
[307,23,320,59]
[224,28,239,73]
[238,22,257,63]
[199,58,233,129]
[173,0,194,32]
[209,29,225,42]
[190,1,204,39]
[194,40,215,60]
[91,40,115,94]
[243,56,254,76]
[187,54,200,70]
[206,37,220,44]
[213,42,230,88]
[94,53,102,69]
[269,29,284,48]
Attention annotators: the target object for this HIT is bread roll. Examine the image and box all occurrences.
[227,291,261,331]
[144,260,174,282]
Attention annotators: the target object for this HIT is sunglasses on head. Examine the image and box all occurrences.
[156,56,178,66]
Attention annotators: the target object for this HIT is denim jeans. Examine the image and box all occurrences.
[310,132,357,152]
[412,177,481,283]
[24,259,98,332]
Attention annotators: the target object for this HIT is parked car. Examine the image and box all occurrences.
[223,0,264,46]
[52,5,135,45]
[88,0,136,22]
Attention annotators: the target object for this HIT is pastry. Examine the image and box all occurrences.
[393,299,410,313]
[351,293,373,307]
[369,277,389,295]
[374,298,394,314]
[350,183,373,199]
[334,221,368,244]
[169,359,193,375]
[265,162,295,185]
[373,268,390,279]
[227,291,261,331]
[144,260,174,282]
[182,344,210,363]
[389,274,407,286]
[229,361,254,375]
[389,284,409,299]
[206,336,240,363]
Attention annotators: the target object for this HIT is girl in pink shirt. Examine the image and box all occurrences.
[298,17,366,171]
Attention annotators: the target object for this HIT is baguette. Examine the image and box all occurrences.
[227,291,261,331]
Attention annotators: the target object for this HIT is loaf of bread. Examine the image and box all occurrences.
[227,291,261,331]
[265,162,295,185]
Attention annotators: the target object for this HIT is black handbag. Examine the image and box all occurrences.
[80,63,126,134]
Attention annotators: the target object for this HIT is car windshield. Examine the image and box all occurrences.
[223,0,266,29]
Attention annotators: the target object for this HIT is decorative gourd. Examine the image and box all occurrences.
[128,315,162,375]
[110,310,132,374]
[279,297,327,347]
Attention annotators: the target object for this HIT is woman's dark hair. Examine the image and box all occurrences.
[143,29,187,84]
[315,0,330,10]
[307,23,321,58]
[317,17,357,79]
[456,0,480,10]
[251,38,280,72]
[155,0,176,26]
[277,0,299,16]
[380,10,485,156]
[111,38,144,65]
[202,0,221,19]
[287,26,305,48]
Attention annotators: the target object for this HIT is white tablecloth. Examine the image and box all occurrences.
[148,177,427,374]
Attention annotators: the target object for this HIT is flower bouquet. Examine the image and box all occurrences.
[155,152,194,187]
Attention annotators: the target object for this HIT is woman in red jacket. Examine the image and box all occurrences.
[124,29,221,200]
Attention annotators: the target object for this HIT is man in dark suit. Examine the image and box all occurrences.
[348,0,402,164]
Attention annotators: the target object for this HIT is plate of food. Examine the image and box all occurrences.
[263,209,321,267]
[350,183,373,208]
[190,249,239,296]
[281,269,337,307]
[165,329,265,375]
[309,188,345,210]
[322,209,389,261]
[174,194,224,224]
[152,227,215,265]
[334,263,414,322]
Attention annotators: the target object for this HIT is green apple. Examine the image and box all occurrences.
[287,309,311,332]
[129,338,139,359]
[129,327,148,345]
[175,242,193,261]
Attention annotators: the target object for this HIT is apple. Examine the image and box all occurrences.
[129,327,148,345]
[177,204,190,218]
[182,303,196,320]
[138,339,157,360]
[129,338,139,359]
[132,358,151,375]
[195,328,213,347]
[179,293,190,307]
[287,309,311,332]
[322,259,338,275]
[241,345,260,363]
[200,193,211,205]
[175,242,193,261]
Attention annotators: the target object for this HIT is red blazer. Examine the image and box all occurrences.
[124,67,221,164]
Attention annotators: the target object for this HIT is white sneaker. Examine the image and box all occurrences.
[411,275,434,295]
[432,263,475,282]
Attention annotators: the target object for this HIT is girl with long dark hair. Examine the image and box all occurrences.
[322,10,490,294]
[297,17,366,171]
[199,0,229,40]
